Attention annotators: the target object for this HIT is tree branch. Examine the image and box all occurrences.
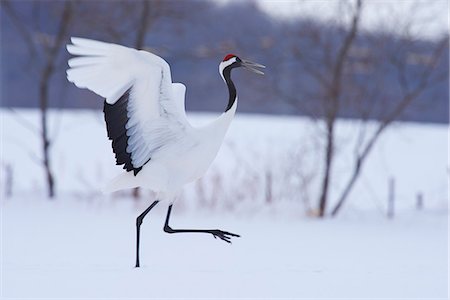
[330,36,448,217]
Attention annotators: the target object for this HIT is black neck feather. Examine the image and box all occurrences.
[223,66,236,112]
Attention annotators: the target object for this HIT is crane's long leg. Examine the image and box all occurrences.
[135,200,159,268]
[163,204,240,243]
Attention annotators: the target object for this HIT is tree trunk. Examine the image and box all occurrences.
[316,1,362,217]
[317,121,334,217]
[39,73,55,198]
[331,157,362,216]
[135,0,151,49]
[37,1,73,199]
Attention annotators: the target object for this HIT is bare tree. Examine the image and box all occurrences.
[314,0,363,217]
[330,35,448,216]
[79,0,169,48]
[274,0,447,217]
[3,1,74,198]
[280,0,363,217]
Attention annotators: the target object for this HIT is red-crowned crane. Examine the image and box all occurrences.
[66,37,264,267]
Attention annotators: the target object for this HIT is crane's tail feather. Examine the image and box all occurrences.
[102,172,140,194]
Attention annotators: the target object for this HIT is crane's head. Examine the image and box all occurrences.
[219,54,265,82]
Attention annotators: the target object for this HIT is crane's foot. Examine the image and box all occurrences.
[208,229,240,243]
[164,204,241,244]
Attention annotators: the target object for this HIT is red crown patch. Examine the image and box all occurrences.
[223,54,236,62]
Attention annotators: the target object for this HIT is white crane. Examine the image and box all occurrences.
[66,37,264,267]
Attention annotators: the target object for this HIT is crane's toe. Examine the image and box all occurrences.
[209,229,240,243]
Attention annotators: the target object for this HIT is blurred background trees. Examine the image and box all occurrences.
[1,0,448,217]
[3,0,76,198]
[269,0,448,216]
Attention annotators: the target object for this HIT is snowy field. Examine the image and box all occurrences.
[1,109,448,212]
[1,109,449,298]
[2,198,448,299]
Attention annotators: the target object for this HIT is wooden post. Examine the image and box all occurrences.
[4,164,13,198]
[132,187,140,200]
[387,177,395,219]
[265,170,272,204]
[416,192,423,210]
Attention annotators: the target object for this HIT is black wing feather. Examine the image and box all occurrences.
[103,89,148,176]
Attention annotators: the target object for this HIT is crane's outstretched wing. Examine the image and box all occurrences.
[66,37,190,175]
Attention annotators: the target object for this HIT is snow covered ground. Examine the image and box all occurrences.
[1,109,449,298]
[1,109,448,212]
[2,197,448,299]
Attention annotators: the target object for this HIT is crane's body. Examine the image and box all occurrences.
[105,100,237,199]
[66,37,264,267]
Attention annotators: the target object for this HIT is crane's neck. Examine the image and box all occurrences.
[223,67,237,112]
[200,65,237,142]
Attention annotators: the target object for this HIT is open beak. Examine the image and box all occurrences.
[241,59,265,75]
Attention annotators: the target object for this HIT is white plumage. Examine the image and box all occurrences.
[67,37,265,267]
[66,37,237,202]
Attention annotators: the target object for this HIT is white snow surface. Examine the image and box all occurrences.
[1,198,448,299]
[1,109,448,212]
[1,109,449,298]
